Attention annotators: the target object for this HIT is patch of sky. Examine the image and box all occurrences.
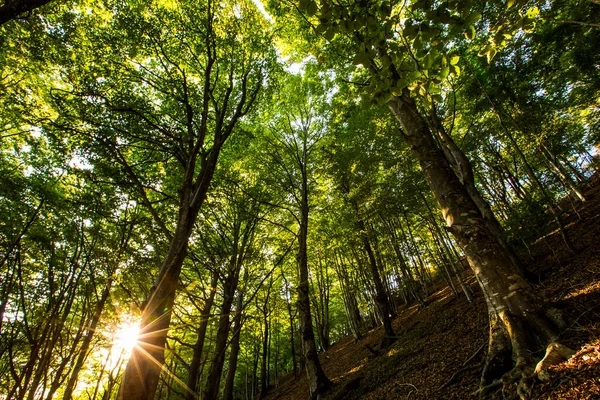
[250,0,273,22]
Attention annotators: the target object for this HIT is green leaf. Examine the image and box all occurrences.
[450,55,460,65]
[299,0,310,11]
[451,64,461,77]
[464,25,476,40]
[466,12,482,24]
[486,48,497,63]
[407,71,422,82]
[306,0,318,16]
[439,66,450,79]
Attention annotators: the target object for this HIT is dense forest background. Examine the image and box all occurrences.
[0,0,598,399]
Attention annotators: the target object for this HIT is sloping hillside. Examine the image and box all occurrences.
[265,176,600,400]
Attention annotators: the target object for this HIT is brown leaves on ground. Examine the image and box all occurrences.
[265,174,600,400]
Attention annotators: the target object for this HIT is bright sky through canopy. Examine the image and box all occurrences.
[250,0,272,21]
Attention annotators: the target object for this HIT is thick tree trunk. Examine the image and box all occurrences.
[118,206,194,400]
[118,144,222,400]
[388,90,566,396]
[430,107,525,274]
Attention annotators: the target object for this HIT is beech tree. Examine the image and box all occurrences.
[289,0,574,395]
[256,72,333,399]
[32,1,278,398]
[1,0,597,399]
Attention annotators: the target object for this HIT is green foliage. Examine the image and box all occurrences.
[1,0,598,398]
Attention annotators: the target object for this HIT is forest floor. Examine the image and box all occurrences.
[264,174,600,400]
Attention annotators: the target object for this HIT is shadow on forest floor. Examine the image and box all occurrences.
[264,174,600,400]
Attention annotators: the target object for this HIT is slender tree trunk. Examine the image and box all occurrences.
[402,212,429,296]
[540,144,586,202]
[257,276,273,398]
[222,283,246,400]
[562,157,587,184]
[202,270,240,400]
[381,216,425,307]
[473,73,575,251]
[349,201,395,346]
[296,140,331,399]
[280,269,298,377]
[185,269,219,400]
[62,279,113,399]
[370,228,397,317]
[259,301,270,397]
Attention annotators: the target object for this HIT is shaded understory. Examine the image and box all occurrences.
[265,175,600,400]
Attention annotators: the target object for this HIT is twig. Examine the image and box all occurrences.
[397,383,417,399]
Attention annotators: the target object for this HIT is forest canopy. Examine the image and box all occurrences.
[0,0,598,399]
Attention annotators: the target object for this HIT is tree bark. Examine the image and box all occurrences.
[259,279,272,398]
[222,283,246,400]
[351,201,395,346]
[0,0,52,25]
[388,90,565,395]
[185,269,219,400]
[118,142,224,400]
[296,139,331,399]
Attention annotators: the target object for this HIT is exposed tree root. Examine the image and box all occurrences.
[534,343,576,381]
[477,308,575,400]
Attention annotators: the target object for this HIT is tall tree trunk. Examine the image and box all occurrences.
[388,90,566,395]
[351,202,395,346]
[202,267,241,399]
[473,73,575,252]
[380,215,425,307]
[119,143,223,400]
[185,269,219,400]
[222,282,246,400]
[203,208,258,400]
[62,279,113,400]
[280,269,298,377]
[540,144,586,202]
[259,280,272,398]
[296,141,331,399]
